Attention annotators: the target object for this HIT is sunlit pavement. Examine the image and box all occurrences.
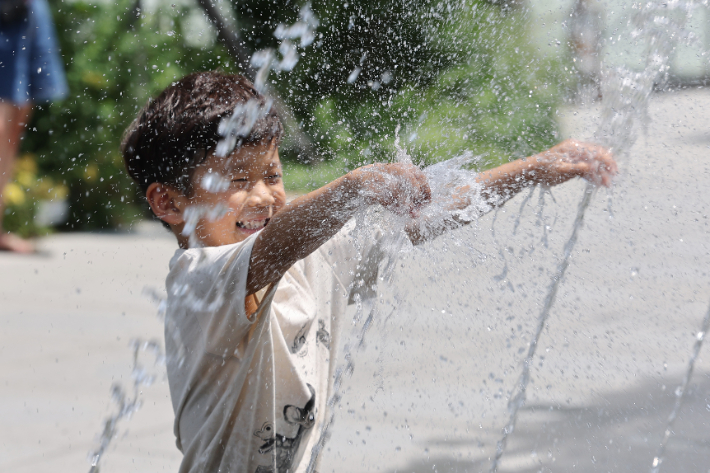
[2,88,710,473]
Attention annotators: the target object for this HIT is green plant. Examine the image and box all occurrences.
[2,154,68,237]
[16,0,574,234]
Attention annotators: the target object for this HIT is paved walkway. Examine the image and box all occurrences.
[2,89,710,473]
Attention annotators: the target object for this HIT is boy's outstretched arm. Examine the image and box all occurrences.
[407,139,617,244]
[247,163,430,294]
[476,139,616,199]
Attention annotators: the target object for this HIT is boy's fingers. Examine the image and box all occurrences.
[595,151,618,183]
[414,172,431,205]
[580,160,617,187]
[556,140,617,187]
[593,147,617,171]
[366,163,431,214]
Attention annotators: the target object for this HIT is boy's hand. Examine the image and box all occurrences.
[351,163,431,217]
[528,139,617,187]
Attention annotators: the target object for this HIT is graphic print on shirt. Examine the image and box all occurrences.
[253,384,316,473]
[291,323,309,356]
[316,320,330,349]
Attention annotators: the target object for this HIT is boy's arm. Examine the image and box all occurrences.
[477,139,616,197]
[246,163,430,294]
[407,139,617,244]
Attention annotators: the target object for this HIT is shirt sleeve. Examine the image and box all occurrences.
[166,233,263,358]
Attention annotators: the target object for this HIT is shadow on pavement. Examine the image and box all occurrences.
[386,373,710,473]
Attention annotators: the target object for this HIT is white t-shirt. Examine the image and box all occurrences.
[164,221,383,473]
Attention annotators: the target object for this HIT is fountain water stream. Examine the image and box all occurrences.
[201,1,710,470]
[650,299,710,473]
[87,338,165,473]
[489,1,704,471]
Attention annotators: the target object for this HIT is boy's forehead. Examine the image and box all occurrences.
[205,143,280,171]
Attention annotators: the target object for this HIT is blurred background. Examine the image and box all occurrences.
[11,0,709,238]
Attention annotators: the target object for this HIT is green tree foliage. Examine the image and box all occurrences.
[18,0,230,232]
[11,0,573,234]
[274,1,571,168]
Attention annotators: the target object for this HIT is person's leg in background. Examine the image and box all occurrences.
[0,0,67,253]
[0,100,33,253]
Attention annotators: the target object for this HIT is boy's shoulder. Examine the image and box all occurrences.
[167,220,384,300]
[169,234,258,271]
[166,235,261,304]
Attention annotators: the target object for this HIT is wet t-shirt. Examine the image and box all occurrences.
[164,221,381,473]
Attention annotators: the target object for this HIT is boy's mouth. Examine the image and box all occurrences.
[236,218,270,231]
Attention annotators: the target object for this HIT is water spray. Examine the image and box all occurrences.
[650,299,710,473]
[488,183,594,472]
[183,3,319,247]
[489,2,698,470]
[87,338,165,473]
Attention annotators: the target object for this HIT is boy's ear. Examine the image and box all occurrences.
[146,183,187,226]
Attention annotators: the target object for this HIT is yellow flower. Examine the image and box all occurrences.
[40,182,69,200]
[53,184,69,200]
[3,182,26,206]
[15,155,37,175]
[16,170,35,188]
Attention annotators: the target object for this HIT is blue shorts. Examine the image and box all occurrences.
[0,0,68,104]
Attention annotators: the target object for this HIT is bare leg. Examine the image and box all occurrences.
[0,101,34,253]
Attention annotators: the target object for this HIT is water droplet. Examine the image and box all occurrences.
[347,67,361,84]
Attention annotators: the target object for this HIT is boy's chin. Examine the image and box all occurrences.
[235,226,263,237]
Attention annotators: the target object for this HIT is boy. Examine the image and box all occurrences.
[121,71,615,473]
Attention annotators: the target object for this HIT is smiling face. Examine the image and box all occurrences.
[180,141,287,247]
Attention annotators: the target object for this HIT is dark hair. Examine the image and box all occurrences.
[121,71,283,194]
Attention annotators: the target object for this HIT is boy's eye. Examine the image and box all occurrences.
[266,174,282,183]
[231,178,249,187]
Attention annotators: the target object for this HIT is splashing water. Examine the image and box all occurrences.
[594,1,699,153]
[149,1,709,471]
[215,99,275,158]
[305,297,395,473]
[181,203,230,248]
[489,2,701,471]
[218,3,318,153]
[488,184,594,472]
[182,3,320,247]
[304,128,497,471]
[199,172,231,193]
[87,338,165,473]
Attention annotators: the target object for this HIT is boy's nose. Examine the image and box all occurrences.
[247,180,276,208]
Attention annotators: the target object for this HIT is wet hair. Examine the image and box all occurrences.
[121,71,283,195]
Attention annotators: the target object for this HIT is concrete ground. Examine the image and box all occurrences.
[2,88,710,473]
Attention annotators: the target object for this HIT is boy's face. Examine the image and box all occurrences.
[183,141,287,247]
